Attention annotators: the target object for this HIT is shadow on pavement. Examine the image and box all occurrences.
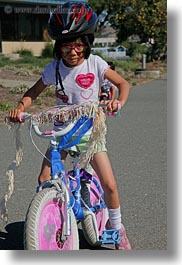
[0,222,24,250]
[0,222,113,250]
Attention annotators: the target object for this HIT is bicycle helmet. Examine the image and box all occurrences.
[48,1,98,40]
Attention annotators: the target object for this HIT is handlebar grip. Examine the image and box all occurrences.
[19,112,32,122]
[117,103,122,110]
[102,103,121,116]
[4,112,31,124]
[19,113,25,123]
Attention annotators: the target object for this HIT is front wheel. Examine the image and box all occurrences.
[24,187,79,250]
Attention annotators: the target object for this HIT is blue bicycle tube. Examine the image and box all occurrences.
[50,149,65,176]
[69,193,84,220]
[58,117,93,150]
[92,177,104,198]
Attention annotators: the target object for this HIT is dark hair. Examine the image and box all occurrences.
[53,34,94,60]
[107,61,115,70]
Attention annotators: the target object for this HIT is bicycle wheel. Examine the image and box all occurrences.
[24,187,79,250]
[81,174,108,246]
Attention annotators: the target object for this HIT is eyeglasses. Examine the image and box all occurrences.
[60,44,87,53]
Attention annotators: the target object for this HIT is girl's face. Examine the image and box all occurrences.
[60,38,87,67]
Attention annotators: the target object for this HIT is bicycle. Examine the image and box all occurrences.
[13,103,121,250]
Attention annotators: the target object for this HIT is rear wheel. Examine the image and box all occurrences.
[81,174,108,246]
[24,188,79,250]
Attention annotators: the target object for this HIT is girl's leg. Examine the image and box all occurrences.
[90,151,120,209]
[90,151,131,250]
[38,149,68,184]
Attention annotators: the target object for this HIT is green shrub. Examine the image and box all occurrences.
[41,43,53,58]
[17,49,34,57]
[0,55,11,67]
[125,43,148,61]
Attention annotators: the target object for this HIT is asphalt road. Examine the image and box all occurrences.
[0,78,167,250]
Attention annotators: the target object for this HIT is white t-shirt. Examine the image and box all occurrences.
[41,54,109,105]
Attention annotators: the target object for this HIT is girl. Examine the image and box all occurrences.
[8,1,131,250]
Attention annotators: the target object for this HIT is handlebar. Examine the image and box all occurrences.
[29,116,77,138]
[100,103,121,117]
[6,103,121,139]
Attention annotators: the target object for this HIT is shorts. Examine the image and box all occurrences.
[57,135,107,154]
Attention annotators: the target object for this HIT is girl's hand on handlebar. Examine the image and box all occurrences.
[7,108,22,122]
[100,99,122,112]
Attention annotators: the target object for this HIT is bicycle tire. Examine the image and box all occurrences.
[24,187,79,250]
[81,174,108,246]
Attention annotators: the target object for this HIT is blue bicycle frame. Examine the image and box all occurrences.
[49,116,106,220]
[38,115,121,245]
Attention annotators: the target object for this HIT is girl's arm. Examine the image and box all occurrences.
[110,85,116,100]
[104,68,131,111]
[8,78,47,121]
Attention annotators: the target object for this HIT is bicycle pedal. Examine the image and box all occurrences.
[100,229,121,245]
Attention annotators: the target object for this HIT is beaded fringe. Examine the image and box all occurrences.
[0,103,106,225]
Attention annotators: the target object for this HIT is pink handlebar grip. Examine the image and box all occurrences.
[4,112,26,123]
[117,103,122,110]
[43,130,55,135]
[19,112,25,123]
[104,103,121,117]
[19,112,32,122]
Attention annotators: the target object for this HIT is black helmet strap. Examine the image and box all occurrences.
[55,60,69,103]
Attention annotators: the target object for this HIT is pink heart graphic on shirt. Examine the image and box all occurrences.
[76,73,95,89]
[80,88,93,100]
